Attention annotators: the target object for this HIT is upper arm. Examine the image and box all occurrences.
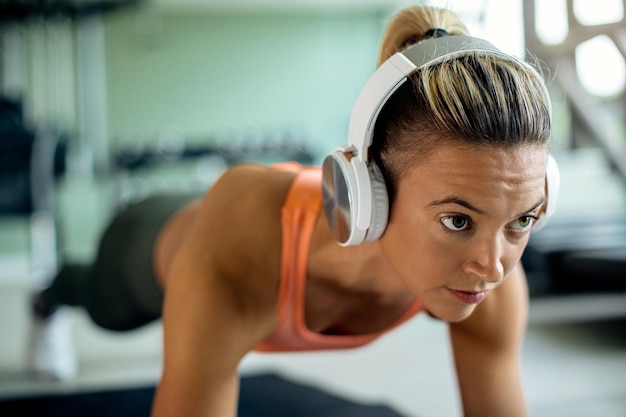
[152,249,260,417]
[449,262,529,417]
[151,165,290,417]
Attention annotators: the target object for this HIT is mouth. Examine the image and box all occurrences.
[446,288,489,304]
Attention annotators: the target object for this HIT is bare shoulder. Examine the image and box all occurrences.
[199,163,296,256]
[182,163,297,300]
[205,163,295,215]
[154,164,299,416]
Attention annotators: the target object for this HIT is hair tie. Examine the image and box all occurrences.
[422,28,449,39]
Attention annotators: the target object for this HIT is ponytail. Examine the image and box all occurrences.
[377,6,469,66]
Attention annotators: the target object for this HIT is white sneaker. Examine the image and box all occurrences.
[28,307,78,381]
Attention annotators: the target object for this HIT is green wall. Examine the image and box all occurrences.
[0,7,394,265]
[105,7,390,160]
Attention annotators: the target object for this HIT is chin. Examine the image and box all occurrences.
[426,305,477,323]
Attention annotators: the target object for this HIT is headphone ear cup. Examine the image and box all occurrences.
[364,162,389,241]
[322,151,365,246]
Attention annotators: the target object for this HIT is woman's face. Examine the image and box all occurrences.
[379,143,547,322]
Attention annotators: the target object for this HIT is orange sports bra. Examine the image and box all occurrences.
[254,163,424,352]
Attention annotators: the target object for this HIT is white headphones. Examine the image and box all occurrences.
[322,35,560,246]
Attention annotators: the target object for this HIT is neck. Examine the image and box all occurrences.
[308,214,407,295]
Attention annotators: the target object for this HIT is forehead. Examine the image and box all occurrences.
[398,144,547,208]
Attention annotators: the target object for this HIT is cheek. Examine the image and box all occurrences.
[381,212,462,282]
[504,238,531,272]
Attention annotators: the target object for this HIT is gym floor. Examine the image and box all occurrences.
[0,276,624,417]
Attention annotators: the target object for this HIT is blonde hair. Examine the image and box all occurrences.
[377,7,470,65]
[371,6,552,203]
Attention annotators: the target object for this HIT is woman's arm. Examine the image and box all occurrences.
[151,165,292,417]
[449,262,530,417]
[151,251,268,417]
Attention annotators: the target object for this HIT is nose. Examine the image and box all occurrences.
[462,235,505,283]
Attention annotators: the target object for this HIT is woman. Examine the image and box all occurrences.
[29,6,558,417]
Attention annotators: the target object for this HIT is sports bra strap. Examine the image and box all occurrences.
[283,168,323,212]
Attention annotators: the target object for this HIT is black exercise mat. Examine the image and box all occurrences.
[0,373,408,417]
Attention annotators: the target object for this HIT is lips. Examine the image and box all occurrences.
[446,288,488,304]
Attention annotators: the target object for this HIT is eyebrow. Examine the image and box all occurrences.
[428,196,547,217]
[428,197,486,215]
[519,197,546,217]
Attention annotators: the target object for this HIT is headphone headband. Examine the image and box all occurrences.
[348,36,542,161]
[323,35,558,246]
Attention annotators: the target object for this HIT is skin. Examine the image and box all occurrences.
[150,143,547,417]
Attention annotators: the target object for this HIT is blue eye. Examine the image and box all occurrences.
[510,215,538,231]
[441,215,470,231]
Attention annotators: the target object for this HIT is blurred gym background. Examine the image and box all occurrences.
[0,0,624,416]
